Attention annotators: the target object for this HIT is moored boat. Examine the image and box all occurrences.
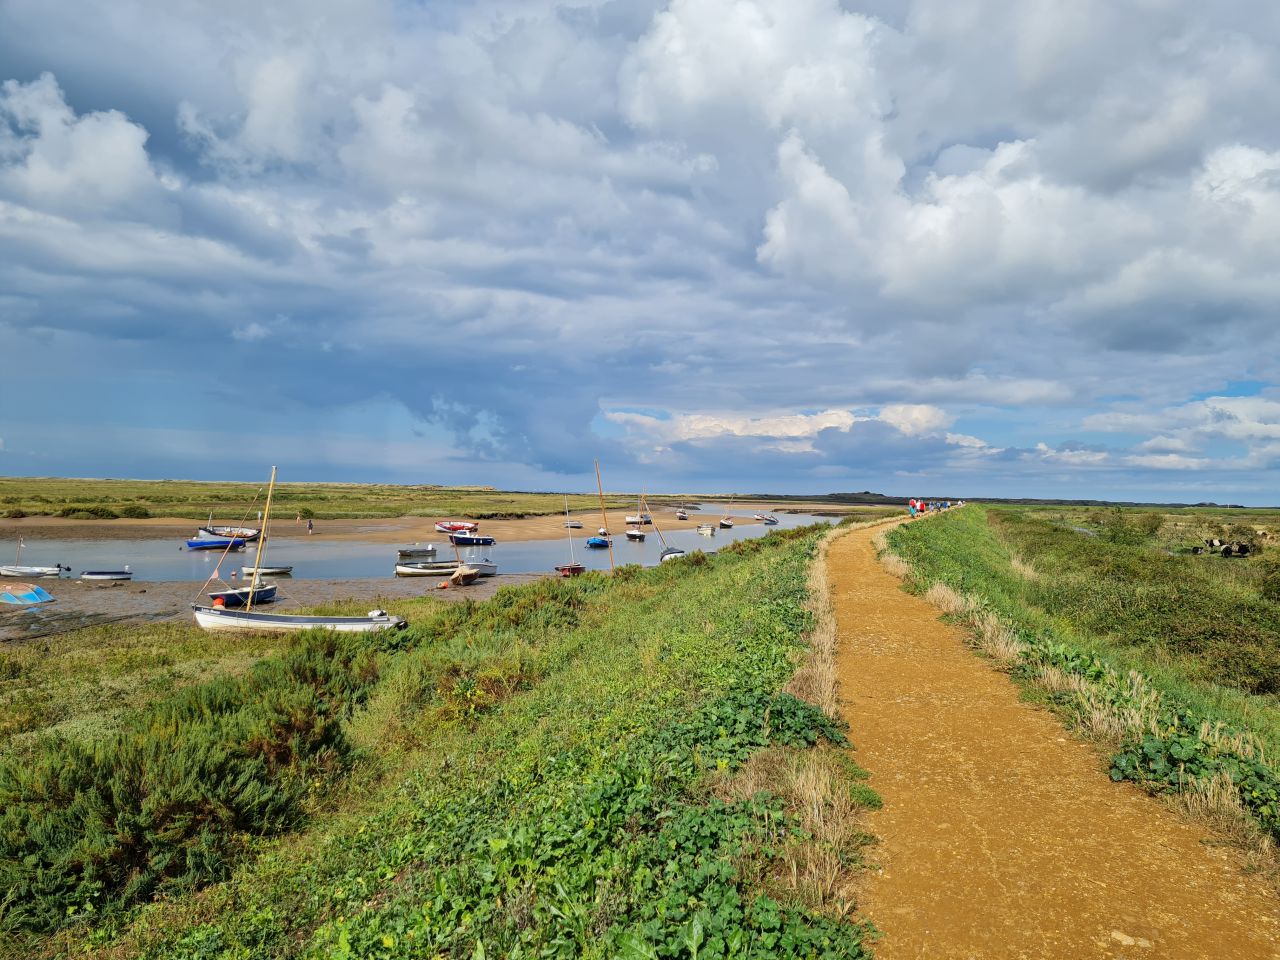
[555,562,585,577]
[755,513,779,524]
[186,537,245,551]
[0,564,65,578]
[697,524,716,536]
[462,559,497,577]
[449,532,496,547]
[435,521,479,534]
[191,604,406,633]
[675,509,689,521]
[208,583,277,608]
[564,519,584,529]
[625,528,646,542]
[80,568,132,581]
[718,518,735,529]
[659,547,686,562]
[396,544,438,559]
[396,560,463,577]
[198,525,261,542]
[240,564,293,577]
[586,536,611,549]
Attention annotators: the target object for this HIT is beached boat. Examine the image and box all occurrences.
[449,532,496,547]
[0,564,65,578]
[191,604,406,634]
[660,547,686,562]
[396,544,438,559]
[755,513,779,525]
[198,525,261,542]
[675,509,689,521]
[463,559,497,577]
[557,498,585,575]
[80,569,132,581]
[395,560,463,577]
[0,582,55,605]
[555,562,585,577]
[435,521,479,534]
[450,566,480,587]
[697,524,716,536]
[718,518,734,529]
[208,583,278,608]
[186,537,245,551]
[240,564,293,577]
[564,519,584,529]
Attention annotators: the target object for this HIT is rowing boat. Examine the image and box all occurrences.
[435,521,479,533]
[191,604,406,633]
[240,565,293,577]
[80,569,132,581]
[186,537,245,551]
[208,583,278,608]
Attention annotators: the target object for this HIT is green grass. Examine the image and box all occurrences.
[887,506,1280,842]
[4,525,875,959]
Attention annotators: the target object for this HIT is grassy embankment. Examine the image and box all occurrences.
[883,506,1280,857]
[2,524,880,959]
[0,478,649,521]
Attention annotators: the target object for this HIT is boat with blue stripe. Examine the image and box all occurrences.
[186,537,246,551]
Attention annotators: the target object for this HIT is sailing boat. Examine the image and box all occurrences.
[563,495,584,529]
[0,538,67,578]
[556,496,585,576]
[645,495,685,563]
[206,468,279,608]
[719,496,735,529]
[193,467,407,633]
[587,461,615,568]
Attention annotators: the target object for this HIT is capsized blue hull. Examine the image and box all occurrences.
[0,583,55,605]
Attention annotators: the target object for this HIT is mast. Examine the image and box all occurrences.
[565,495,576,564]
[594,460,614,572]
[643,494,669,549]
[14,538,22,564]
[246,465,276,611]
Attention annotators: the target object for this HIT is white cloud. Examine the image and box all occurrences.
[878,403,954,436]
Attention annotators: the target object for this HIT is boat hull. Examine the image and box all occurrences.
[186,538,246,551]
[396,546,438,559]
[395,562,462,577]
[80,571,133,581]
[625,530,646,541]
[0,565,62,578]
[449,533,497,546]
[719,520,734,529]
[585,537,610,549]
[555,562,585,577]
[208,584,278,608]
[0,582,54,605]
[240,565,293,577]
[697,525,715,536]
[660,548,686,562]
[199,526,261,542]
[192,604,406,633]
[435,521,479,534]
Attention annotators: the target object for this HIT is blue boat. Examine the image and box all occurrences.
[585,536,610,549]
[186,537,246,551]
[448,532,496,546]
[0,582,55,605]
[208,583,277,608]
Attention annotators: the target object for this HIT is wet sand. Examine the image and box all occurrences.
[0,573,545,642]
[0,504,816,544]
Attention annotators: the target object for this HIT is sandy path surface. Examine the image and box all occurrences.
[0,574,545,642]
[0,506,781,544]
[828,523,1280,959]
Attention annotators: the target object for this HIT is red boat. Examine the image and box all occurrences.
[434,520,479,533]
[555,562,585,577]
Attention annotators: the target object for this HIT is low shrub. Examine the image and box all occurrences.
[58,506,119,520]
[117,505,151,519]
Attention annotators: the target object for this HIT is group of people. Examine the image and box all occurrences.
[907,498,960,517]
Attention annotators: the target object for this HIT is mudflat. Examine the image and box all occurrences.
[829,522,1280,959]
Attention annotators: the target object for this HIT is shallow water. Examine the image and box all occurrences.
[2,505,832,582]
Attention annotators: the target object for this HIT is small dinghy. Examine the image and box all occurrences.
[675,510,689,521]
[396,544,438,559]
[395,560,463,577]
[435,521,479,534]
[697,524,716,536]
[659,547,687,563]
[450,565,480,587]
[240,564,293,577]
[208,583,277,608]
[192,604,405,634]
[625,527,646,542]
[0,582,55,605]
[186,537,246,551]
[585,536,611,549]
[463,559,497,577]
[754,513,779,525]
[555,562,585,577]
[449,532,496,547]
[81,568,132,581]
[564,519,584,529]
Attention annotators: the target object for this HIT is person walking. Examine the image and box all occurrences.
[307,518,314,535]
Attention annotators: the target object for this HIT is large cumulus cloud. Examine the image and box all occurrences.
[0,0,1277,500]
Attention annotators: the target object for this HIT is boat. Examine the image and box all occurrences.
[675,508,689,521]
[241,564,293,577]
[81,568,132,581]
[186,537,245,551]
[191,604,406,634]
[450,566,480,587]
[435,521,479,534]
[697,524,716,536]
[395,560,464,577]
[2,539,66,578]
[396,544,438,559]
[660,547,686,562]
[564,519,584,529]
[557,498,586,575]
[463,559,497,577]
[585,536,611,549]
[555,562,585,577]
[449,532,496,547]
[719,496,736,529]
[0,582,54,605]
[755,513,779,525]
[625,527,646,542]
[208,583,278,608]
[198,525,261,542]
[0,564,65,578]
[592,461,616,570]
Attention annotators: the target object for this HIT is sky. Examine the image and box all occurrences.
[1,0,1279,503]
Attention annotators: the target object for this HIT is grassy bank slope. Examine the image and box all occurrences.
[886,507,1280,850]
[4,525,877,959]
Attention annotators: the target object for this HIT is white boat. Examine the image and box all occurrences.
[192,604,406,634]
[397,544,438,559]
[0,564,64,578]
[625,528,646,542]
[435,521,479,534]
[198,524,261,542]
[675,510,689,521]
[81,568,132,581]
[396,561,463,577]
[755,513,779,525]
[660,547,686,562]
[697,524,716,536]
[718,518,735,529]
[625,514,643,525]
[464,559,497,577]
[241,564,293,577]
[564,519,584,529]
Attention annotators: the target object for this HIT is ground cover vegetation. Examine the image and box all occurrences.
[884,506,1280,854]
[4,523,879,959]
[0,478,647,521]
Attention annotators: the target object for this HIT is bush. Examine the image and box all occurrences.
[58,506,118,520]
[117,504,151,519]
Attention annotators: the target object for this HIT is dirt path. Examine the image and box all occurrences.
[829,523,1280,959]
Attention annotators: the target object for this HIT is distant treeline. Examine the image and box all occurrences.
[727,490,1278,510]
